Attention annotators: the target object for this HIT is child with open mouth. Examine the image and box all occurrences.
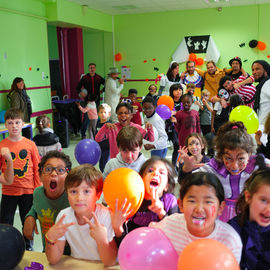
[112,156,179,247]
[151,172,242,263]
[23,151,72,251]
[229,169,270,269]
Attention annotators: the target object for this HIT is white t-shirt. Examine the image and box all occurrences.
[150,213,242,263]
[56,204,114,261]
[213,101,223,115]
[258,79,270,125]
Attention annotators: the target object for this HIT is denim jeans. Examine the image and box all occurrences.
[150,148,168,158]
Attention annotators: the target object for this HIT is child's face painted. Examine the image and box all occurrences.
[120,146,141,164]
[142,102,155,118]
[187,88,195,96]
[173,88,182,100]
[182,96,192,111]
[222,148,250,175]
[67,180,100,217]
[245,184,270,227]
[41,158,69,200]
[143,161,168,200]
[117,106,132,127]
[179,185,224,237]
[187,136,204,157]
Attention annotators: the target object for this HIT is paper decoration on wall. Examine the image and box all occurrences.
[143,60,147,63]
[154,67,159,71]
[29,67,32,71]
[195,58,204,66]
[115,53,122,62]
[121,66,131,79]
[189,53,197,61]
[257,41,267,51]
[172,35,220,63]
[249,40,258,48]
[37,68,40,71]
[152,58,156,61]
[243,59,248,63]
[239,43,245,48]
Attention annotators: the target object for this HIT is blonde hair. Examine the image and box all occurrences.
[98,103,111,113]
[201,89,210,96]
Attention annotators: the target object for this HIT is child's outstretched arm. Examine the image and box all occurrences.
[83,213,117,267]
[45,214,74,264]
[0,147,14,185]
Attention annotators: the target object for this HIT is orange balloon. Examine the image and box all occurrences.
[103,168,145,218]
[115,53,122,61]
[195,57,204,66]
[157,95,174,111]
[189,53,197,61]
[178,239,240,270]
[257,41,267,51]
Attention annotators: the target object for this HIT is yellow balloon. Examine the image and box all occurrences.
[229,105,259,134]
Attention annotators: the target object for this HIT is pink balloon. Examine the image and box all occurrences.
[118,227,178,270]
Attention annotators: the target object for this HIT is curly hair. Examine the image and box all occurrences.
[214,121,255,161]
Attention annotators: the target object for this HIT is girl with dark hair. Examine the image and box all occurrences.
[112,156,179,246]
[150,172,242,262]
[158,61,181,96]
[229,169,270,269]
[179,121,267,222]
[7,77,32,139]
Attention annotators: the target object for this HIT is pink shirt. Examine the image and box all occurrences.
[95,122,154,158]
[150,213,242,263]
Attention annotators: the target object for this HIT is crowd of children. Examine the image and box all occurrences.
[1,59,270,269]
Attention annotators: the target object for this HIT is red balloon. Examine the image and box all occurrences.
[115,53,122,61]
[178,239,240,270]
[189,53,197,61]
[257,41,267,51]
[195,57,204,66]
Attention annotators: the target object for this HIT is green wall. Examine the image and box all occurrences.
[114,4,270,96]
[47,25,59,60]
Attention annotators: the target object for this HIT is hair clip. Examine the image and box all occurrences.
[232,125,238,129]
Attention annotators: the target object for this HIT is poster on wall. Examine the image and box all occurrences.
[172,35,220,64]
[121,66,131,79]
[184,35,210,53]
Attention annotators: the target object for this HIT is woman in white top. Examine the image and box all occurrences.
[104,67,124,123]
[158,61,181,96]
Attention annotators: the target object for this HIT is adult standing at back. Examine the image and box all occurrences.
[7,77,32,139]
[226,57,244,81]
[76,63,105,139]
[158,61,181,96]
[196,61,226,99]
[104,67,124,123]
[252,60,270,125]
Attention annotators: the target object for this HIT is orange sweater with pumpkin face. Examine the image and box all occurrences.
[0,137,41,196]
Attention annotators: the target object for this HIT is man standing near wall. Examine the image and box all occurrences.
[196,61,226,98]
[76,63,105,139]
[181,60,203,97]
[226,57,244,81]
[252,60,270,125]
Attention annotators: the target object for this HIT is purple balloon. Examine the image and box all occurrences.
[74,139,101,165]
[118,227,178,270]
[156,104,171,120]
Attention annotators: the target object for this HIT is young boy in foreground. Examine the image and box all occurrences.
[45,164,116,266]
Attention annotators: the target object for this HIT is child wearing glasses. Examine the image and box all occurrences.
[23,151,72,251]
[0,108,41,250]
[179,121,268,222]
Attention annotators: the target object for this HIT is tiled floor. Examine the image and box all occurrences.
[2,134,176,252]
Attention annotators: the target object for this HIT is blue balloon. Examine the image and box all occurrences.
[74,139,101,165]
[156,104,171,120]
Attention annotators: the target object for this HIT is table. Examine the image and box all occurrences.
[52,99,81,135]
[0,123,33,139]
[16,251,121,270]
